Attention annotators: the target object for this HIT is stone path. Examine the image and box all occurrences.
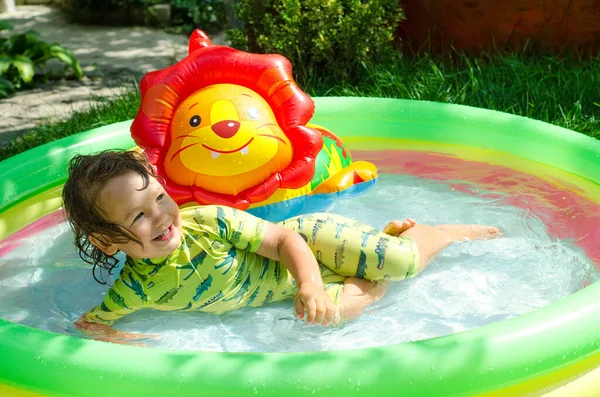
[0,5,226,146]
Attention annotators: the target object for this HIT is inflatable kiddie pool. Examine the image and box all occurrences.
[1,97,600,397]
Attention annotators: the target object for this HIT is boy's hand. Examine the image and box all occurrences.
[257,224,339,326]
[295,282,339,326]
[75,315,157,347]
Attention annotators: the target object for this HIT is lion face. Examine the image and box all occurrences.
[131,40,323,207]
[163,84,293,195]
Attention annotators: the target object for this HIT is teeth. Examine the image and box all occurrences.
[211,151,220,159]
[241,146,249,155]
[156,227,169,239]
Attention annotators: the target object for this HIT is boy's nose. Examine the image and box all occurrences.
[153,211,169,227]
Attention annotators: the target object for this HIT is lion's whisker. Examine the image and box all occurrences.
[170,143,200,161]
[254,123,277,130]
[256,134,287,145]
[174,135,200,140]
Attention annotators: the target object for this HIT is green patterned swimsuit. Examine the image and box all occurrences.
[85,206,419,325]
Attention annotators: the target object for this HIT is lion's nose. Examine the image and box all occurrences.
[211,120,240,138]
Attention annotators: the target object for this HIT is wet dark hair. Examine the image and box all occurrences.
[62,150,155,284]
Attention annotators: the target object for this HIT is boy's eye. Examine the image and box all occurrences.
[157,193,164,201]
[133,212,144,222]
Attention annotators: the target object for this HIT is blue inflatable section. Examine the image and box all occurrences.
[246,179,377,222]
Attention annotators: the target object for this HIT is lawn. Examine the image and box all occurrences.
[1,51,598,162]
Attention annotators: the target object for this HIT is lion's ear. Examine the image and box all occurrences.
[189,29,213,54]
[141,84,180,121]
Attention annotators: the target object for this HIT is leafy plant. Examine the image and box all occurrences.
[65,0,227,30]
[0,76,15,98]
[227,0,404,85]
[66,0,162,9]
[170,0,228,34]
[0,21,83,97]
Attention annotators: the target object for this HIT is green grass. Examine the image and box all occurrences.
[305,52,600,140]
[1,51,598,162]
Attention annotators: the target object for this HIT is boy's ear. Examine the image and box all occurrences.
[88,233,118,256]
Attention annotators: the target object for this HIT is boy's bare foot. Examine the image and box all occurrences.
[383,218,417,236]
[338,277,387,322]
[435,224,502,242]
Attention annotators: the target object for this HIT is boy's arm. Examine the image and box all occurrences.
[75,314,154,346]
[256,222,339,326]
[190,205,339,325]
[76,276,152,345]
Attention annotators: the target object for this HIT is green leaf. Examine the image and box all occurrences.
[49,44,83,79]
[0,76,14,87]
[11,55,35,83]
[0,76,14,89]
[23,29,40,39]
[0,21,14,32]
[0,55,10,75]
[10,34,28,55]
[27,41,50,64]
[0,76,15,97]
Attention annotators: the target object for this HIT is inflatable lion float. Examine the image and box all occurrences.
[131,30,377,220]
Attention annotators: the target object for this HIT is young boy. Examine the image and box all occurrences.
[63,150,501,344]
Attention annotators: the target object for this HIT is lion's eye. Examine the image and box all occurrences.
[247,108,259,120]
[189,115,201,127]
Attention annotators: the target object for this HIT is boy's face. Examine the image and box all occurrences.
[92,172,183,259]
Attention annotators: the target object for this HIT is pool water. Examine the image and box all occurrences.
[0,174,597,352]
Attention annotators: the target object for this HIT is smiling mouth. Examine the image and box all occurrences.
[153,225,173,241]
[202,138,254,159]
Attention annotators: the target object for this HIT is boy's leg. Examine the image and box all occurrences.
[398,224,501,272]
[337,277,387,321]
[282,213,423,281]
[282,213,500,282]
[332,223,500,322]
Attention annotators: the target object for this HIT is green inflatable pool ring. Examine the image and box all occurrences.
[1,98,600,397]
